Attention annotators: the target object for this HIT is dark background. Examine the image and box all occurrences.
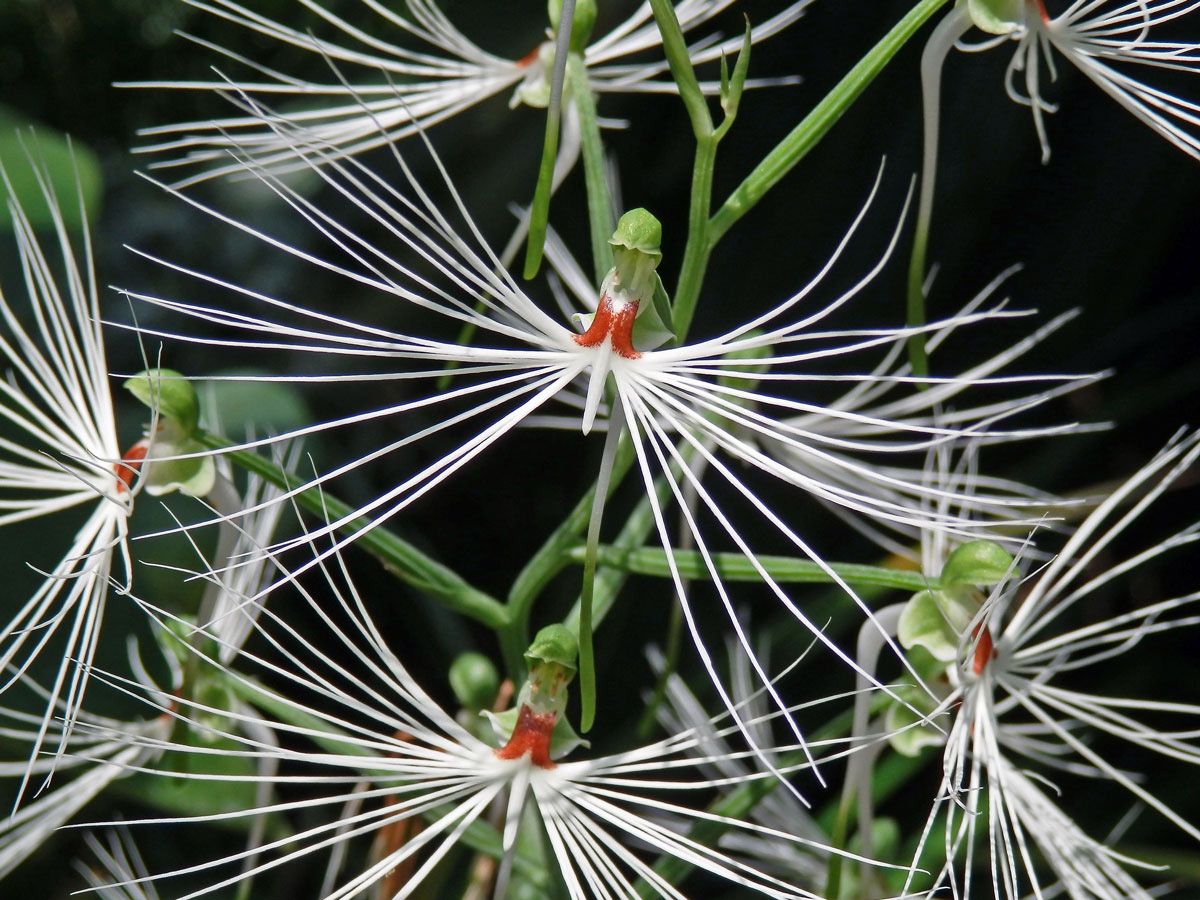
[1,0,1198,896]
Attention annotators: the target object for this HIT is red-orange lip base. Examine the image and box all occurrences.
[495,704,557,769]
[573,294,641,359]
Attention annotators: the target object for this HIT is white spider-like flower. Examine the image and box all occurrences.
[911,0,1200,297]
[927,0,1200,164]
[120,96,1094,780]
[88,539,869,900]
[893,429,1200,899]
[0,156,146,796]
[127,0,809,185]
[0,150,228,802]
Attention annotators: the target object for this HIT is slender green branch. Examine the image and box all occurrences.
[195,431,509,630]
[647,0,714,140]
[671,135,718,341]
[503,439,636,674]
[708,0,953,247]
[568,544,931,592]
[569,52,615,286]
[523,0,576,278]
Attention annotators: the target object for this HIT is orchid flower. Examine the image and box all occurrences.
[126,0,809,186]
[85,535,875,900]
[889,428,1200,898]
[0,153,230,803]
[911,0,1200,317]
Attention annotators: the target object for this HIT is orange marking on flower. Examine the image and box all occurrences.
[517,46,541,68]
[972,623,996,675]
[495,704,557,769]
[114,439,150,493]
[1030,0,1051,23]
[573,293,641,359]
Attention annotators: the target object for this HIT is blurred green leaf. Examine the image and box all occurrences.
[0,105,102,230]
[113,742,285,837]
[201,373,312,439]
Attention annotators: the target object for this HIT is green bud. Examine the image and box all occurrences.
[124,368,201,439]
[961,0,1023,34]
[449,651,500,712]
[938,540,1014,589]
[524,624,579,675]
[548,0,597,53]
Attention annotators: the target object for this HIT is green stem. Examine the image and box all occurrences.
[194,431,509,630]
[671,135,718,342]
[569,52,615,286]
[707,0,953,248]
[646,0,719,342]
[568,544,931,592]
[647,0,714,140]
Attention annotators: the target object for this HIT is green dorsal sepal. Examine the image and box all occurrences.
[122,367,216,498]
[961,0,1023,34]
[523,623,578,718]
[610,207,662,299]
[549,0,598,53]
[938,539,1015,589]
[595,208,675,347]
[124,368,200,440]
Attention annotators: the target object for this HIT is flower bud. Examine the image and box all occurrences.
[449,651,500,712]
